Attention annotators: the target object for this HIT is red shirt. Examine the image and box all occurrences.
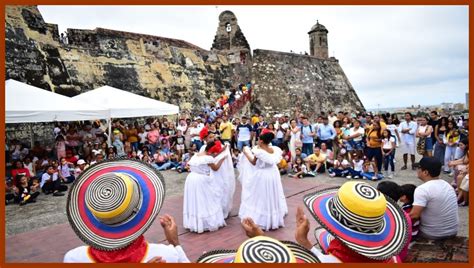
[11,168,31,185]
[66,156,78,165]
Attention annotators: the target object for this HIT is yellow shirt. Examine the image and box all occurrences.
[307,153,326,163]
[367,129,382,148]
[251,116,259,125]
[219,122,233,140]
[278,159,288,169]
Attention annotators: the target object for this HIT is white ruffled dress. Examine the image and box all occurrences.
[238,146,288,230]
[183,154,226,233]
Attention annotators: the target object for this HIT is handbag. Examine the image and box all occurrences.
[295,139,303,148]
[417,137,426,155]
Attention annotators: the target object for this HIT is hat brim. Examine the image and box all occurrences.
[196,241,320,263]
[67,158,166,251]
[314,227,334,254]
[303,187,408,260]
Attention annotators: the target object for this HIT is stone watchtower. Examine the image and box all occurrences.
[211,10,250,51]
[308,20,328,59]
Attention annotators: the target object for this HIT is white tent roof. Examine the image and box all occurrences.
[72,85,179,118]
[6,79,110,123]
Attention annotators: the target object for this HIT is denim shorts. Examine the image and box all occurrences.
[425,137,433,151]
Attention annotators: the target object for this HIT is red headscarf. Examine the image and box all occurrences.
[207,140,223,155]
[261,128,272,135]
[199,127,209,141]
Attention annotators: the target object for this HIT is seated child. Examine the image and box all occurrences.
[361,157,383,181]
[289,156,307,178]
[328,155,351,177]
[377,181,413,261]
[177,152,194,173]
[346,152,364,179]
[399,184,419,240]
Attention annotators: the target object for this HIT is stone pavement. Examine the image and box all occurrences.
[5,150,470,263]
[6,178,329,262]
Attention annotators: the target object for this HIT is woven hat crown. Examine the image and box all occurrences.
[235,236,296,263]
[86,173,141,225]
[331,182,387,233]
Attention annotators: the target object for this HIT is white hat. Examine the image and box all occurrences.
[144,125,151,131]
[77,159,86,165]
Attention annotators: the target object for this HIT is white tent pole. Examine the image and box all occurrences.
[29,124,34,148]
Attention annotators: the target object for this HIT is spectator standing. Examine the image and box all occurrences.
[236,116,253,151]
[300,117,316,156]
[434,117,448,165]
[416,116,434,157]
[288,119,301,162]
[399,112,417,170]
[317,117,336,151]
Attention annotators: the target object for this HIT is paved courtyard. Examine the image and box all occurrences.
[5,152,469,262]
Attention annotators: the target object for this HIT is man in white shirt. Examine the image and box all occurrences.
[410,157,459,240]
[399,112,418,170]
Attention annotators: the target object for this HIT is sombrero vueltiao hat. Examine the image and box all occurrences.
[67,158,165,251]
[303,181,409,260]
[197,236,320,263]
[314,227,334,254]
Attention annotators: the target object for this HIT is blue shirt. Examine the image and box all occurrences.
[317,124,336,141]
[301,125,314,144]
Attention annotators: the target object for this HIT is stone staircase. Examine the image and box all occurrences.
[226,87,252,118]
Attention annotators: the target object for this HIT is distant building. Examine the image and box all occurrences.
[466,92,469,109]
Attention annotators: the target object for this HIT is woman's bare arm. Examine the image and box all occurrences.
[209,158,226,171]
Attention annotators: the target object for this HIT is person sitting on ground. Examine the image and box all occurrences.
[361,157,383,181]
[74,159,88,179]
[293,147,307,162]
[300,181,409,263]
[346,152,364,179]
[447,138,468,188]
[376,181,413,261]
[304,147,326,175]
[410,157,459,240]
[16,175,40,206]
[399,184,420,240]
[58,157,75,184]
[63,159,190,263]
[176,151,193,173]
[328,154,350,178]
[457,170,469,206]
[40,165,67,196]
[289,156,307,179]
[11,160,33,185]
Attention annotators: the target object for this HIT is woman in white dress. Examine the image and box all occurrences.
[183,141,228,233]
[288,119,301,163]
[238,130,288,231]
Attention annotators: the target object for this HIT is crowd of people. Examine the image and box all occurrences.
[5,102,468,262]
[5,108,469,207]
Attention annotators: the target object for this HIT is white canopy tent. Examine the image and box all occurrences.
[6,79,110,123]
[72,85,179,144]
[6,79,110,147]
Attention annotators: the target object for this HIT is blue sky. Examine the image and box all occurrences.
[38,5,469,109]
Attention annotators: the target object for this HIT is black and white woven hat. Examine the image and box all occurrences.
[66,158,165,251]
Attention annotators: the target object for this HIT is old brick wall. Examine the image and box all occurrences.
[5,6,252,115]
[251,49,365,117]
[6,6,364,124]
